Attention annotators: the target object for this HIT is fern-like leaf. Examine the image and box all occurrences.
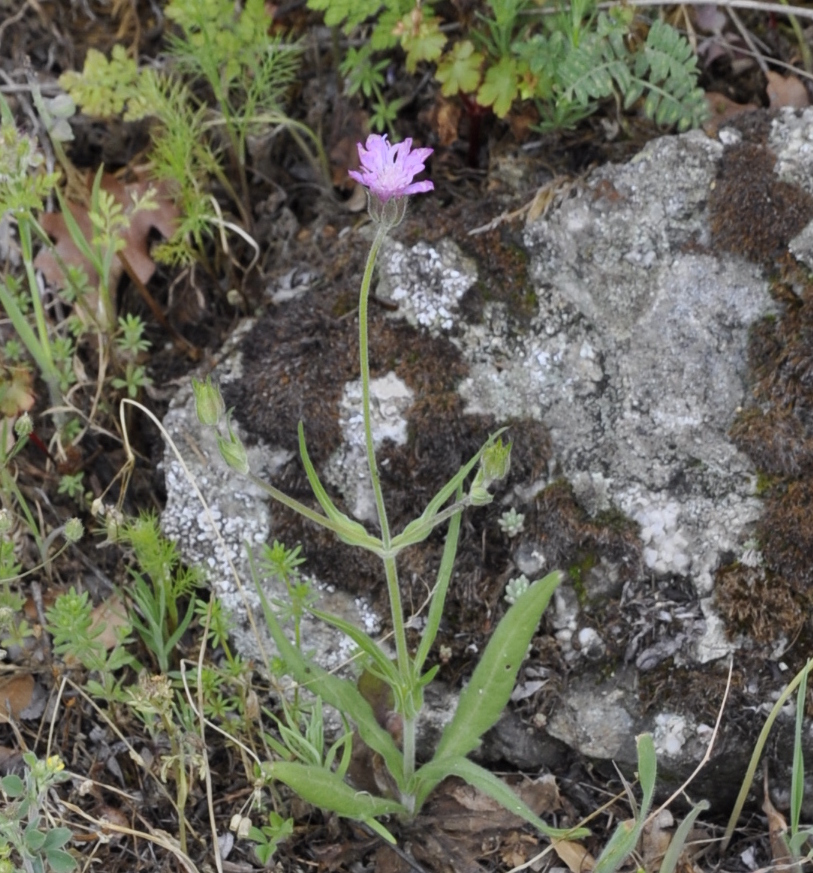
[557,19,631,106]
[305,0,383,31]
[634,19,709,131]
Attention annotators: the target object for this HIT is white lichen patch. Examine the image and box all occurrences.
[160,373,383,674]
[324,372,413,523]
[769,106,813,195]
[653,712,691,757]
[376,238,477,333]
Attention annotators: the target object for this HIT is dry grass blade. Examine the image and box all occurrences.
[595,0,813,23]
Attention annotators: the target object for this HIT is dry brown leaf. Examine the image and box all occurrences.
[90,594,130,650]
[0,673,37,721]
[328,108,369,189]
[553,837,596,873]
[0,367,36,417]
[429,97,462,147]
[763,772,801,873]
[0,745,22,772]
[641,808,674,873]
[34,173,180,302]
[500,832,537,868]
[766,71,810,110]
[702,91,758,135]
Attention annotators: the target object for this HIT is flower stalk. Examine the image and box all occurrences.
[352,135,434,798]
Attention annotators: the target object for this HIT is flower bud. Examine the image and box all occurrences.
[217,413,249,475]
[64,517,84,543]
[192,376,225,427]
[480,437,512,487]
[14,413,32,438]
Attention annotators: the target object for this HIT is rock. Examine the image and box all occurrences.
[161,109,813,811]
[159,325,384,678]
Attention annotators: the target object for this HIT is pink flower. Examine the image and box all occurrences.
[349,134,434,203]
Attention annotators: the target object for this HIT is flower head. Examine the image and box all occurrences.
[349,134,433,204]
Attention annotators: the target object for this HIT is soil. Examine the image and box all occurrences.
[1,1,813,872]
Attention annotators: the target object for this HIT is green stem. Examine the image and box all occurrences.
[358,223,416,790]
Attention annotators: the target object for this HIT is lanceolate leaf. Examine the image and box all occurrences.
[593,734,657,873]
[414,756,589,838]
[269,760,405,824]
[432,571,560,763]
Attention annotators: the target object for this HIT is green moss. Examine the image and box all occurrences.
[594,506,639,536]
[568,552,598,606]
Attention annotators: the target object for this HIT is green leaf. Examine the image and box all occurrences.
[593,733,657,873]
[306,0,383,31]
[393,430,505,553]
[253,570,405,786]
[45,850,77,873]
[659,800,709,873]
[790,660,812,840]
[25,823,47,852]
[41,827,73,851]
[310,606,400,687]
[59,45,143,119]
[1,773,24,796]
[400,13,446,74]
[414,756,589,838]
[297,423,376,547]
[433,571,560,763]
[269,760,404,825]
[413,502,462,674]
[436,41,483,96]
[477,57,519,117]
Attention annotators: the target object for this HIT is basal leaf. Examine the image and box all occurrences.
[432,571,560,763]
[477,57,519,118]
[436,41,483,96]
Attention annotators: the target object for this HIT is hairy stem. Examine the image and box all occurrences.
[358,223,415,789]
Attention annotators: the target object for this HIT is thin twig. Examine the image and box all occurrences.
[727,6,770,74]
[645,656,733,825]
[598,0,813,22]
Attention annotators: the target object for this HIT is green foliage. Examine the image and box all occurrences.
[56,472,84,500]
[0,753,76,873]
[121,512,203,673]
[58,45,144,120]
[306,0,387,32]
[60,0,322,258]
[436,41,483,96]
[112,313,152,398]
[550,12,707,132]
[312,0,708,133]
[592,734,657,873]
[248,810,294,866]
[46,587,134,675]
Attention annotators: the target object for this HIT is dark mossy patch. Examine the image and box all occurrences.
[715,561,804,643]
[729,260,813,622]
[222,298,354,466]
[761,480,813,590]
[709,143,813,263]
[730,407,813,478]
[527,480,641,577]
[457,225,538,327]
[639,662,749,725]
